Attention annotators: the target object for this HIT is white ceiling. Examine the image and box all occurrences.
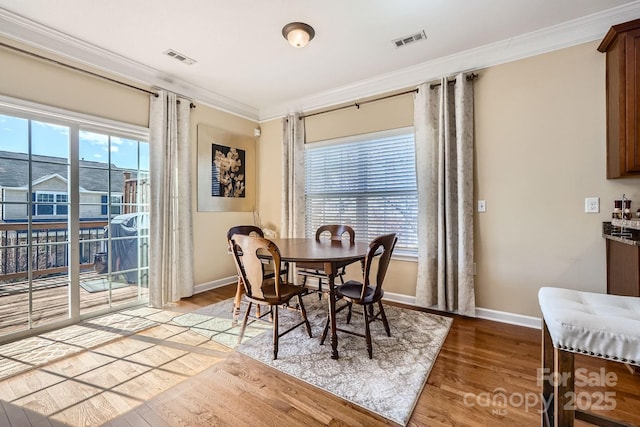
[1,1,640,121]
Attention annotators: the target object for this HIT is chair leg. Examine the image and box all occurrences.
[298,294,312,337]
[378,301,391,337]
[542,320,554,426]
[232,277,243,321]
[554,348,575,426]
[318,278,323,300]
[364,305,372,359]
[273,304,279,360]
[238,301,252,344]
[320,315,330,345]
[346,302,353,324]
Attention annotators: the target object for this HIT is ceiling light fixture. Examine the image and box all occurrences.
[282,22,315,48]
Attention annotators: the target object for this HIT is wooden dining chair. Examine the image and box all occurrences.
[230,233,312,359]
[297,224,355,299]
[320,233,397,359]
[227,225,289,319]
[227,225,265,319]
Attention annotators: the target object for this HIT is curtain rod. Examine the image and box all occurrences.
[0,41,159,97]
[429,72,478,89]
[176,100,196,109]
[299,72,478,120]
[299,88,419,120]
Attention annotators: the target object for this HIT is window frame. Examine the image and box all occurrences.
[304,126,418,260]
[32,191,68,216]
[101,194,123,216]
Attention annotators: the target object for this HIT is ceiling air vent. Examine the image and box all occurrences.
[163,49,197,65]
[392,30,427,48]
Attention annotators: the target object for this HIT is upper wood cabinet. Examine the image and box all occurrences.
[598,19,640,179]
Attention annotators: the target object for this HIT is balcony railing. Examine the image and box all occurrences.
[0,221,107,282]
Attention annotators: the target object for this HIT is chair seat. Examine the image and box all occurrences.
[336,280,382,304]
[246,279,306,305]
[538,287,640,365]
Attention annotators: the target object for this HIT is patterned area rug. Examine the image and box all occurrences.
[195,295,452,426]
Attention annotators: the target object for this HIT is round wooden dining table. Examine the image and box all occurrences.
[233,237,370,360]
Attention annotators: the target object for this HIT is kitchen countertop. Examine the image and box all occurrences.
[612,218,640,229]
[603,221,640,246]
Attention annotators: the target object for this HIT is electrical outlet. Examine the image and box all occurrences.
[478,200,486,213]
[585,197,599,213]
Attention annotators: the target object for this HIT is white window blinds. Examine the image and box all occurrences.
[304,128,418,254]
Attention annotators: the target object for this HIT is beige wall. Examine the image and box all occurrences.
[0,37,149,127]
[258,40,640,317]
[304,94,414,142]
[474,40,640,316]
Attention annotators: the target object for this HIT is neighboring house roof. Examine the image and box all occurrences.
[0,151,132,192]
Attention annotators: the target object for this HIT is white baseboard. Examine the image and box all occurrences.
[382,291,541,330]
[193,282,542,330]
[194,276,237,294]
[381,291,417,306]
[475,308,541,330]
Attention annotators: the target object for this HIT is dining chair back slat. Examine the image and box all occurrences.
[362,233,397,301]
[231,234,283,300]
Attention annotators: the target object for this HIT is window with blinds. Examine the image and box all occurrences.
[304,127,418,255]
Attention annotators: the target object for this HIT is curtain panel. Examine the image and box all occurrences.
[414,73,475,317]
[149,90,195,307]
[281,113,305,238]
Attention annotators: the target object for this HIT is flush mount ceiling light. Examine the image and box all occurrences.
[282,22,315,48]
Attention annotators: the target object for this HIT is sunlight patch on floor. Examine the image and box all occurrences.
[0,305,235,425]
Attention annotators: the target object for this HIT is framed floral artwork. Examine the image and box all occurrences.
[197,124,255,211]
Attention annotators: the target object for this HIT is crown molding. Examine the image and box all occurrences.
[258,1,640,121]
[2,4,640,123]
[0,8,259,121]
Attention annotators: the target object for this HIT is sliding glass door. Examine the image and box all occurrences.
[0,116,72,334]
[0,103,149,341]
[78,130,149,315]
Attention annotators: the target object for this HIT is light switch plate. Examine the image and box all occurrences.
[585,197,599,213]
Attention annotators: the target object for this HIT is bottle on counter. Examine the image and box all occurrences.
[624,199,633,219]
[613,200,622,219]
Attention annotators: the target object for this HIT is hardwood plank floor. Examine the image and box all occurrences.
[1,284,639,426]
[0,272,148,337]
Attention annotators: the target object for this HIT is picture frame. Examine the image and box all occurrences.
[197,124,255,212]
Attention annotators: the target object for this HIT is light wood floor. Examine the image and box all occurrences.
[0,272,148,337]
[1,284,639,426]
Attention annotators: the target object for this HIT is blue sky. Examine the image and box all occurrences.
[0,114,149,170]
